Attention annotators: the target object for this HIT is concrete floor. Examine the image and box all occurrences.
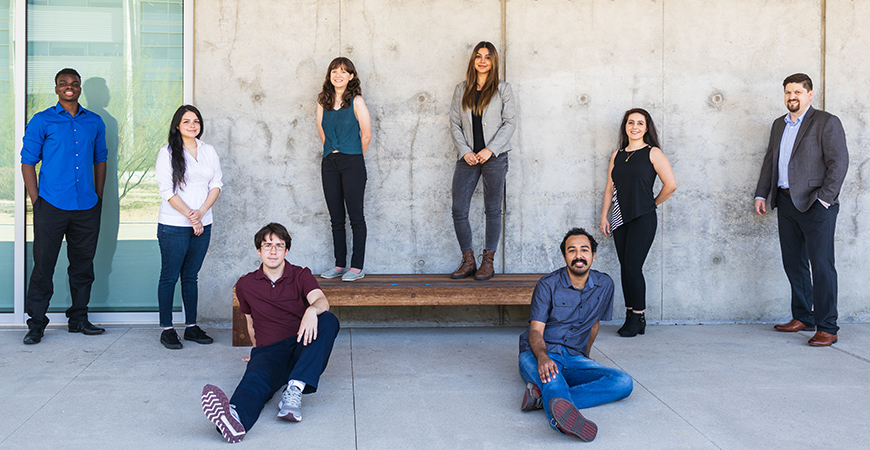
[2,323,869,449]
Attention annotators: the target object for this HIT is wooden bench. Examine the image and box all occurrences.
[232,273,543,346]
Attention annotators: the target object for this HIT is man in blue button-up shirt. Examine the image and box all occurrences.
[518,228,633,441]
[20,68,108,345]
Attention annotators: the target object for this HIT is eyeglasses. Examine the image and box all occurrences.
[260,243,286,251]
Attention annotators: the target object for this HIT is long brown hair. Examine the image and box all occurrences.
[167,105,204,193]
[618,108,661,150]
[461,41,500,115]
[317,57,362,109]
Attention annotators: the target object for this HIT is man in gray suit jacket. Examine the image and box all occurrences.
[754,73,849,347]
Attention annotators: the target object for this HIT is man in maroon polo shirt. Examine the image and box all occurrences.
[200,223,340,443]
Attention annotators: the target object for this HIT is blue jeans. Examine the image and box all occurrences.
[230,312,340,431]
[157,223,211,328]
[518,348,632,432]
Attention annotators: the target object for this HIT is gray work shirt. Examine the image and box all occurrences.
[519,267,614,358]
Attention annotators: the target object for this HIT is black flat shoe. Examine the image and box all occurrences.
[184,325,214,344]
[161,329,183,349]
[68,321,106,335]
[24,328,44,345]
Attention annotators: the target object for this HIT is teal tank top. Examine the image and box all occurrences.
[322,97,363,157]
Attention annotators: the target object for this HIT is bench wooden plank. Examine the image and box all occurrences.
[318,273,541,306]
[232,273,543,346]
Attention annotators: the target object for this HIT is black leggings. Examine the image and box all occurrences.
[612,211,656,311]
[321,152,367,269]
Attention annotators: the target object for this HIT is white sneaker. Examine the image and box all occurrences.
[277,385,302,422]
[341,270,365,282]
[320,267,348,279]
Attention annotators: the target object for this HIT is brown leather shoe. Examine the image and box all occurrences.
[474,249,495,280]
[450,251,476,279]
[773,319,815,332]
[808,331,838,346]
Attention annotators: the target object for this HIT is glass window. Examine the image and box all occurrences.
[24,0,184,314]
[1,0,12,313]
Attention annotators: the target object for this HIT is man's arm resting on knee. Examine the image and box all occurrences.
[298,289,329,346]
[529,320,558,383]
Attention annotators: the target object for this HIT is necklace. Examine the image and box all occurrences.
[624,145,648,162]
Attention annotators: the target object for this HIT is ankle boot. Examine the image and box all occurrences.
[619,312,646,337]
[616,309,632,335]
[450,251,476,279]
[474,249,495,280]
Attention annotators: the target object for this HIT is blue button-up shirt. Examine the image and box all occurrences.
[777,108,809,190]
[519,267,614,357]
[21,103,108,211]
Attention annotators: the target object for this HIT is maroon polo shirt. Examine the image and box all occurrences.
[235,261,321,347]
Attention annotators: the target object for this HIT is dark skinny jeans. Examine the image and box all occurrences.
[451,152,508,253]
[321,152,367,270]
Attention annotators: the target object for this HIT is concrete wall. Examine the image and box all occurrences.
[193,0,870,326]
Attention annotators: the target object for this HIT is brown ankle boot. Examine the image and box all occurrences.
[450,251,476,279]
[474,249,495,280]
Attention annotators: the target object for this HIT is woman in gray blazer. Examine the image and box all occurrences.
[449,41,517,280]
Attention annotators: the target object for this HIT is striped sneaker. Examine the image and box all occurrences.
[549,397,597,442]
[521,382,543,411]
[201,384,246,443]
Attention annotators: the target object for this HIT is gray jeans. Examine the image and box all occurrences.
[451,152,508,252]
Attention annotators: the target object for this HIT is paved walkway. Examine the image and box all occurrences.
[2,323,868,449]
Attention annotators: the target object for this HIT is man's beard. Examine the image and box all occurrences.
[787,100,800,113]
[567,258,590,277]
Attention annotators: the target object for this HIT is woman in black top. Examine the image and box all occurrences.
[599,108,676,337]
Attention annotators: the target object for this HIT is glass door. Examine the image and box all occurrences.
[23,0,185,321]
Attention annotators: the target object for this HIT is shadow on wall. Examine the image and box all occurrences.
[83,77,120,305]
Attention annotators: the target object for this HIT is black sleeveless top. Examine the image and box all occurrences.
[611,145,657,223]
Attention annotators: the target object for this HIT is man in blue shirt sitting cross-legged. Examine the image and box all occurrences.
[518,227,633,441]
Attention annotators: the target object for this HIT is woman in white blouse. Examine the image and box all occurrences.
[155,105,222,350]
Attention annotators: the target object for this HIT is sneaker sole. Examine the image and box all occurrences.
[184,337,214,344]
[342,274,365,282]
[521,383,542,411]
[277,401,302,422]
[202,384,245,443]
[549,397,597,442]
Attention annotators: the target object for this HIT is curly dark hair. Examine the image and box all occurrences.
[317,57,362,110]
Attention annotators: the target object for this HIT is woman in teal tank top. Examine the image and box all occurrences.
[316,57,372,281]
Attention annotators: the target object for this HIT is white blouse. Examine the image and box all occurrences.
[155,138,223,227]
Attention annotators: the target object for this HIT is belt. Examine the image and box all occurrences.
[779,187,790,195]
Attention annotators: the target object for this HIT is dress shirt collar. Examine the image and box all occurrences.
[557,266,597,292]
[784,106,809,127]
[52,102,88,117]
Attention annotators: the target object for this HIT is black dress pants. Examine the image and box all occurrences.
[26,198,101,330]
[776,189,839,334]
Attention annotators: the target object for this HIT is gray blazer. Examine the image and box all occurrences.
[754,106,849,212]
[449,80,517,159]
